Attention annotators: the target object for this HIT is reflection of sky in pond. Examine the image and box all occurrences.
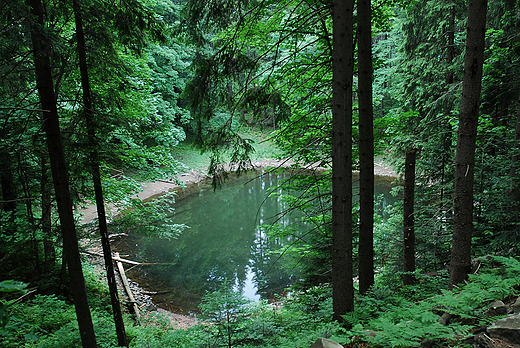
[113,171,398,315]
[236,265,261,301]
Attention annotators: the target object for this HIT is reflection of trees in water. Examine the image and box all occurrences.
[116,172,397,313]
[249,186,304,298]
[251,233,302,299]
[117,172,302,313]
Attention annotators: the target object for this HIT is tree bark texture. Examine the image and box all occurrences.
[509,96,520,202]
[72,0,128,345]
[449,0,487,289]
[403,148,417,285]
[41,158,55,271]
[445,0,455,85]
[440,0,456,205]
[26,0,98,346]
[357,0,375,295]
[0,150,16,217]
[332,0,354,320]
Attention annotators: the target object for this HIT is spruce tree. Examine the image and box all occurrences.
[332,0,355,318]
[449,0,488,288]
[26,0,98,345]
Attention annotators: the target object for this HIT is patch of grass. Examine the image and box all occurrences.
[170,127,281,173]
[239,126,282,160]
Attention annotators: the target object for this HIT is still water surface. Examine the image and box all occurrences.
[113,171,397,315]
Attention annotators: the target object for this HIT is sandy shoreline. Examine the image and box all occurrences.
[81,159,396,223]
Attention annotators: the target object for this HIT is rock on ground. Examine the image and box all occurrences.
[310,337,344,348]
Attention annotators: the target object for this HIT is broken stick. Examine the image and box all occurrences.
[115,252,140,322]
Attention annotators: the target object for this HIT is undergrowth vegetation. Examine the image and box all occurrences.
[1,256,519,347]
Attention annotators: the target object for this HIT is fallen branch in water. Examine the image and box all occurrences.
[84,250,172,266]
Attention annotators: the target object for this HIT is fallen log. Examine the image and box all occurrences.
[84,250,172,266]
[142,290,171,295]
[84,250,139,265]
[115,252,140,322]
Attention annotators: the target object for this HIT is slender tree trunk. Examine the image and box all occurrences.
[20,168,39,270]
[445,1,455,86]
[358,0,375,295]
[509,97,520,203]
[227,81,233,111]
[449,0,487,289]
[403,148,417,285]
[0,151,16,219]
[440,1,456,205]
[26,0,98,346]
[72,1,128,346]
[332,0,354,320]
[41,158,55,272]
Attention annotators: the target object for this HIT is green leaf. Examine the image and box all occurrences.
[0,280,27,293]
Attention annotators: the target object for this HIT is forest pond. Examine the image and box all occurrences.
[113,171,398,315]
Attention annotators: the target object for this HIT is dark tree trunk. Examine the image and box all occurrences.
[0,150,16,218]
[439,0,455,201]
[26,0,98,346]
[403,148,417,285]
[357,0,375,295]
[509,97,520,203]
[41,159,55,272]
[72,1,128,346]
[440,1,456,204]
[20,168,39,270]
[445,1,455,85]
[332,0,354,320]
[449,0,487,289]
[227,81,233,111]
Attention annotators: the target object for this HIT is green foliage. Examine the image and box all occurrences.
[198,281,256,347]
[109,192,188,240]
[0,281,28,329]
[2,257,519,348]
[340,256,520,347]
[127,323,207,347]
[191,282,346,348]
[0,281,27,294]
[0,264,122,348]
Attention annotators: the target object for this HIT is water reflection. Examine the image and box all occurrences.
[114,172,305,314]
[113,171,398,315]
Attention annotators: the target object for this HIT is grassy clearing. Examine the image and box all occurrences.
[171,127,281,173]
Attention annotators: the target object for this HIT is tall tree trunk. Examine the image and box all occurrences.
[20,166,39,271]
[72,1,128,346]
[26,0,98,346]
[449,0,487,289]
[358,0,375,295]
[440,0,456,204]
[0,150,16,219]
[41,158,55,272]
[403,148,417,285]
[509,96,520,203]
[227,81,233,111]
[332,0,354,320]
[445,0,455,86]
